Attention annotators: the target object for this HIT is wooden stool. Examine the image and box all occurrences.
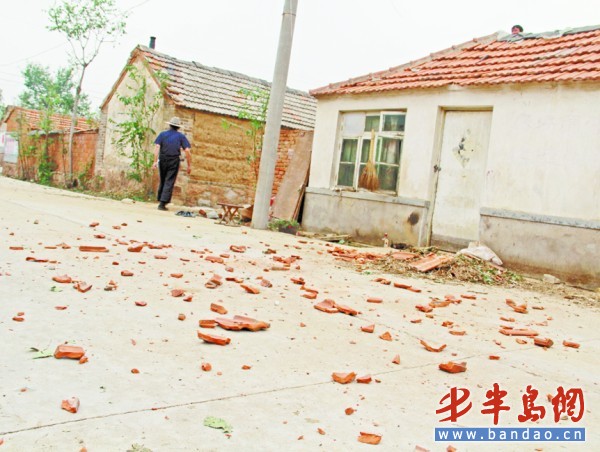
[217,202,245,226]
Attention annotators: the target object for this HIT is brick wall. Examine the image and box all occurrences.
[2,127,97,183]
[172,108,312,207]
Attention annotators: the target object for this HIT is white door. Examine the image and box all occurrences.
[431,111,492,249]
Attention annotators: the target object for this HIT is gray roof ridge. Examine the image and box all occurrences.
[139,45,313,99]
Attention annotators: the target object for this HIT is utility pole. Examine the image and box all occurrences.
[252,0,298,230]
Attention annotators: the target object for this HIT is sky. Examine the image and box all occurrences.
[1,0,598,110]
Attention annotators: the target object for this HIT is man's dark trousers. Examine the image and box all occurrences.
[157,156,180,203]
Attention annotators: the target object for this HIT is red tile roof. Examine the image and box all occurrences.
[2,106,93,132]
[310,26,600,97]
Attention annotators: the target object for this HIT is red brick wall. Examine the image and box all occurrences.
[272,128,310,196]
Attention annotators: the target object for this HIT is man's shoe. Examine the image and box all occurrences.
[158,203,168,211]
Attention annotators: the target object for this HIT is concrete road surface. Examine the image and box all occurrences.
[0,177,598,451]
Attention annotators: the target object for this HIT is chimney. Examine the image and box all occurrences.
[149,36,156,49]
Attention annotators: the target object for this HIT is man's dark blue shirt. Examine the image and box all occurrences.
[154,129,190,157]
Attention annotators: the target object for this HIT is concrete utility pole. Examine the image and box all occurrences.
[252,0,298,230]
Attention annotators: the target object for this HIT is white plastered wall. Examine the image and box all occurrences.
[309,82,600,222]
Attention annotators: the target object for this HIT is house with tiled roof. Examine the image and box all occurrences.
[96,44,316,207]
[303,25,600,288]
[0,105,97,182]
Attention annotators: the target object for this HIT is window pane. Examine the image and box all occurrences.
[342,113,365,135]
[378,138,402,164]
[340,139,358,162]
[364,115,380,132]
[382,114,405,132]
[360,139,371,163]
[376,164,399,191]
[337,162,355,187]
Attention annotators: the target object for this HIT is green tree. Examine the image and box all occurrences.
[18,63,91,117]
[48,0,127,182]
[0,90,5,119]
[110,65,167,194]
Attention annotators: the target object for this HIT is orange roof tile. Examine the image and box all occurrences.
[311,26,600,97]
[3,106,93,132]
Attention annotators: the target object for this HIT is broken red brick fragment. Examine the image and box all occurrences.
[438,361,467,374]
[358,432,382,445]
[461,294,476,300]
[171,289,185,297]
[120,270,134,277]
[410,319,422,324]
[392,354,401,364]
[420,340,447,353]
[335,303,359,316]
[55,306,68,310]
[506,299,528,314]
[225,277,243,283]
[135,301,147,307]
[154,255,168,260]
[178,314,186,321]
[216,315,270,331]
[78,356,88,364]
[489,355,500,360]
[415,305,433,313]
[54,345,85,359]
[229,245,246,253]
[317,428,326,435]
[367,297,383,303]
[94,234,105,239]
[302,292,317,300]
[201,362,212,371]
[210,303,228,315]
[205,255,225,264]
[314,299,339,314]
[534,337,554,348]
[332,372,356,384]
[170,273,183,278]
[61,397,80,413]
[199,319,217,328]
[291,277,305,285]
[197,331,231,346]
[361,324,375,333]
[52,275,72,284]
[516,338,528,345]
[260,278,273,288]
[240,284,260,294]
[12,316,24,322]
[563,340,580,349]
[345,407,355,415]
[449,330,466,336]
[74,281,92,293]
[89,222,99,227]
[379,331,392,341]
[242,365,252,370]
[410,253,453,272]
[357,375,372,384]
[79,245,108,252]
[373,277,391,285]
[131,368,140,374]
[127,244,144,253]
[499,328,538,337]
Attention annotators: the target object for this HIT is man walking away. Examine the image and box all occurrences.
[152,116,192,211]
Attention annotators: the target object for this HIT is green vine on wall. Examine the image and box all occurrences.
[222,87,269,185]
[110,64,167,193]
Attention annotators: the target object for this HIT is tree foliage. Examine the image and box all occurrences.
[48,0,127,69]
[18,63,91,117]
[48,0,127,180]
[0,89,5,119]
